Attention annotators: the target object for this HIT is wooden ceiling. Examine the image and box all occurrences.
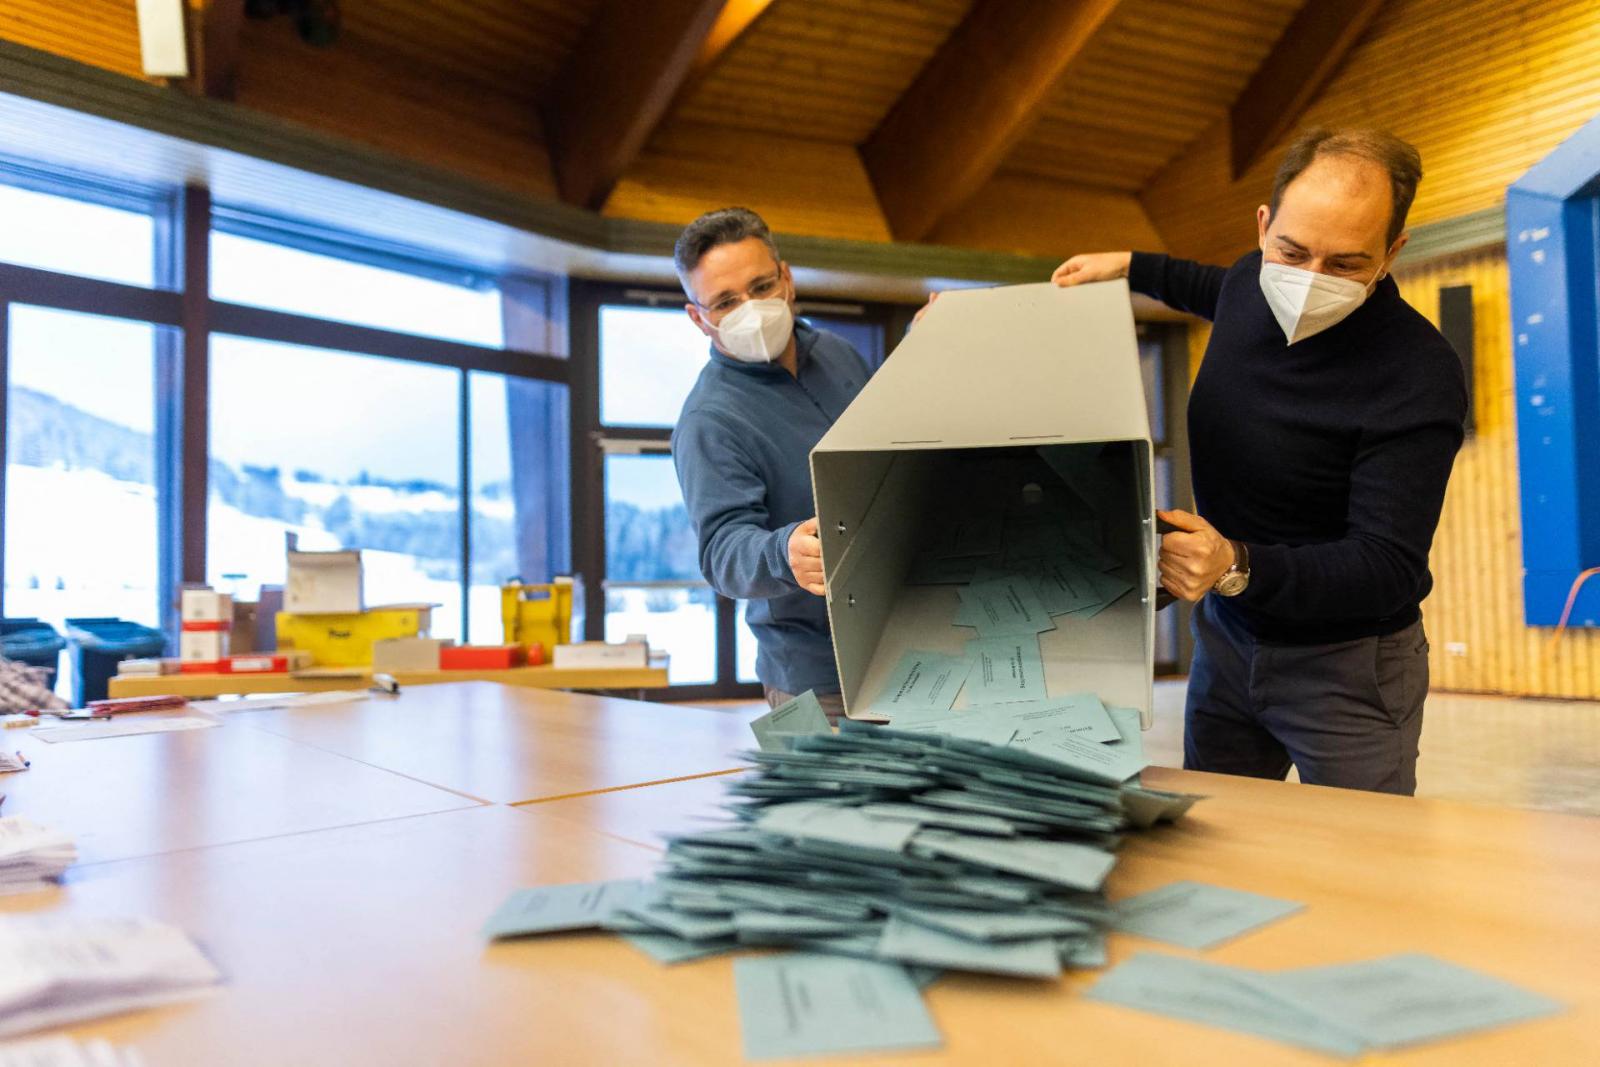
[1004,0,1305,192]
[673,0,972,144]
[2,0,1404,257]
[333,0,601,102]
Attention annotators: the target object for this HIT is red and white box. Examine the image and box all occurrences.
[180,628,230,664]
[219,651,310,674]
[181,588,234,626]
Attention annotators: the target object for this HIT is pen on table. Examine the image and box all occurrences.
[14,750,28,768]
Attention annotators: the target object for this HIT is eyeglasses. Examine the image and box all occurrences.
[698,272,784,320]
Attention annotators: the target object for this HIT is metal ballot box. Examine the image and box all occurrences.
[810,280,1156,725]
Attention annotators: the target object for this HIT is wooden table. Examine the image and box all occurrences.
[2,806,687,1067]
[0,713,477,865]
[229,681,762,804]
[516,766,1600,1065]
[4,697,1597,1064]
[106,663,670,698]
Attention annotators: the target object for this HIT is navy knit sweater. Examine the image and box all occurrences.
[1130,250,1467,644]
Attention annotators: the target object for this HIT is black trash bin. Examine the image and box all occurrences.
[0,617,67,686]
[64,617,168,707]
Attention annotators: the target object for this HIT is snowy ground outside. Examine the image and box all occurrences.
[5,464,748,696]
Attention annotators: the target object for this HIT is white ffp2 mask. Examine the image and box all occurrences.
[1258,258,1380,344]
[715,298,794,363]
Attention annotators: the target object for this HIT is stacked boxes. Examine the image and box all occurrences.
[179,589,232,672]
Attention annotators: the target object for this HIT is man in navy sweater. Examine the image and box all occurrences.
[1053,129,1466,795]
[671,208,873,720]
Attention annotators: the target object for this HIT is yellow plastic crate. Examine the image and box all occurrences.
[500,578,573,658]
[275,604,433,667]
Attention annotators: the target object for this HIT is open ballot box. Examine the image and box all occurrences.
[811,280,1156,725]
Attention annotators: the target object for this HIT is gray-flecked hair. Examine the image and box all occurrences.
[673,207,781,294]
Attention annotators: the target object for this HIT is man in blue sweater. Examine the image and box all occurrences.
[671,208,873,720]
[1053,129,1466,795]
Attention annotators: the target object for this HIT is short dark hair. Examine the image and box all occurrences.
[673,207,781,292]
[1269,128,1423,248]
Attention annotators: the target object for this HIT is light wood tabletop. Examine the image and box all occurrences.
[228,682,763,804]
[0,713,479,865]
[4,769,1594,1065]
[106,663,671,698]
[515,764,1600,1065]
[519,767,747,848]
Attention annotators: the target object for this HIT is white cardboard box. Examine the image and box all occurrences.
[811,280,1156,725]
[180,629,230,663]
[552,641,649,669]
[180,588,233,625]
[285,550,363,615]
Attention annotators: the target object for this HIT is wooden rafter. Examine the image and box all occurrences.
[860,0,1123,242]
[541,0,727,210]
[181,0,245,100]
[1228,0,1386,179]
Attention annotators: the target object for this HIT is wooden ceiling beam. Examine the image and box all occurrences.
[541,0,728,210]
[1228,0,1385,179]
[859,0,1123,242]
[678,0,775,103]
[181,0,245,100]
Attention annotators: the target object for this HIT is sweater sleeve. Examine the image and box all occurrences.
[1234,414,1464,621]
[672,411,803,600]
[1127,252,1227,321]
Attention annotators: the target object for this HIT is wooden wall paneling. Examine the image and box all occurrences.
[1143,0,1600,265]
[0,0,147,79]
[602,120,892,243]
[1393,249,1600,699]
[338,0,600,101]
[233,17,558,200]
[924,173,1166,259]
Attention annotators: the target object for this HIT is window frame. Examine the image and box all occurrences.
[1139,321,1193,676]
[0,159,570,653]
[570,279,909,702]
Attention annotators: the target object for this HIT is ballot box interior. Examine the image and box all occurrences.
[810,281,1156,725]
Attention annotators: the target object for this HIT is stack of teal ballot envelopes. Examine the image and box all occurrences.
[484,695,1203,983]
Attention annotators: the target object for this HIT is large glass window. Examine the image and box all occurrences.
[0,168,571,690]
[736,599,760,684]
[3,305,166,652]
[207,335,465,640]
[0,182,156,287]
[803,312,885,370]
[598,304,708,428]
[581,285,899,696]
[603,453,712,685]
[210,231,505,346]
[470,372,571,643]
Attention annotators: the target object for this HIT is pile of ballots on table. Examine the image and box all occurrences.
[483,690,1203,1056]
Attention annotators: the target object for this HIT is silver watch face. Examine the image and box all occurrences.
[1215,571,1249,597]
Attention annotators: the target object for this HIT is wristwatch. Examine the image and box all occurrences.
[1213,540,1250,597]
